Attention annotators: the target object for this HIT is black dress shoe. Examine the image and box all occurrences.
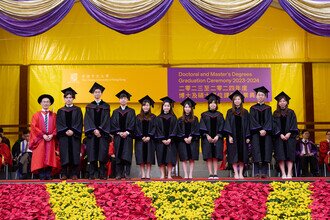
[115,176,121,180]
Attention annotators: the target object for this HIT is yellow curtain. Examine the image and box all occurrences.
[0,65,20,146]
[313,63,330,144]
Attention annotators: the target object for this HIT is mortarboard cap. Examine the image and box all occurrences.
[89,82,105,94]
[160,96,175,104]
[204,93,221,103]
[61,87,77,98]
[180,97,197,109]
[253,86,270,96]
[115,89,132,100]
[228,90,245,103]
[138,95,155,107]
[274,91,291,101]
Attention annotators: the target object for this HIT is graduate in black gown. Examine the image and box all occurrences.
[177,97,200,179]
[200,93,225,179]
[273,92,298,179]
[155,96,177,179]
[111,90,136,180]
[223,90,250,179]
[250,86,273,178]
[84,82,111,180]
[56,87,83,180]
[135,95,156,179]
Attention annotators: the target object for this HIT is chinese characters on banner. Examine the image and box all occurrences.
[168,68,272,102]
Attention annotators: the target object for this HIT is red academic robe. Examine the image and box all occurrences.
[29,111,59,173]
[106,141,115,177]
[0,143,12,169]
[319,140,330,171]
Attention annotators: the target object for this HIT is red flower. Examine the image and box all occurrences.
[212,182,270,220]
[0,184,54,220]
[90,183,156,220]
[309,180,330,219]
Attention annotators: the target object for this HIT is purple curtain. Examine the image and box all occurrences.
[80,0,173,35]
[179,0,272,35]
[279,0,330,37]
[0,0,75,37]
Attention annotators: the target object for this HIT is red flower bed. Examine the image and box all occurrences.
[309,180,330,220]
[212,182,270,220]
[90,183,156,220]
[0,184,54,220]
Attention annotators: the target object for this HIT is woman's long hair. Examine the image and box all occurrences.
[182,103,195,123]
[231,94,243,116]
[137,100,153,120]
[274,96,290,117]
[160,102,175,116]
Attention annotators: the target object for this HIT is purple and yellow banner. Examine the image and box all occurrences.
[168,68,271,102]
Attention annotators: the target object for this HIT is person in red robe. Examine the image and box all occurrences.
[29,94,59,180]
[106,140,115,177]
[0,135,12,170]
[319,130,330,172]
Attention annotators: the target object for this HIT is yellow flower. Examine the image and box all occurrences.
[46,182,105,219]
[137,181,228,219]
[264,182,312,219]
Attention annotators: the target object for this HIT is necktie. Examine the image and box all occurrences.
[22,141,25,153]
[303,141,308,154]
[305,141,311,154]
[44,113,48,133]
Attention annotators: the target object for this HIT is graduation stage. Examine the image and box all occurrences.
[1,176,329,184]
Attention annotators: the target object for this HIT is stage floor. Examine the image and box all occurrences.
[1,177,329,184]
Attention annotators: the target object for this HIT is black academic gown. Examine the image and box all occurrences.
[273,109,298,161]
[155,113,177,166]
[111,106,136,163]
[200,110,225,161]
[250,104,273,163]
[12,138,23,158]
[134,114,156,165]
[223,108,250,164]
[177,116,200,161]
[57,105,83,166]
[84,101,111,163]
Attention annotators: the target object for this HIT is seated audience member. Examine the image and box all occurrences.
[106,140,116,178]
[0,135,13,172]
[12,129,30,171]
[0,127,11,150]
[319,130,330,172]
[12,129,32,179]
[296,130,319,177]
